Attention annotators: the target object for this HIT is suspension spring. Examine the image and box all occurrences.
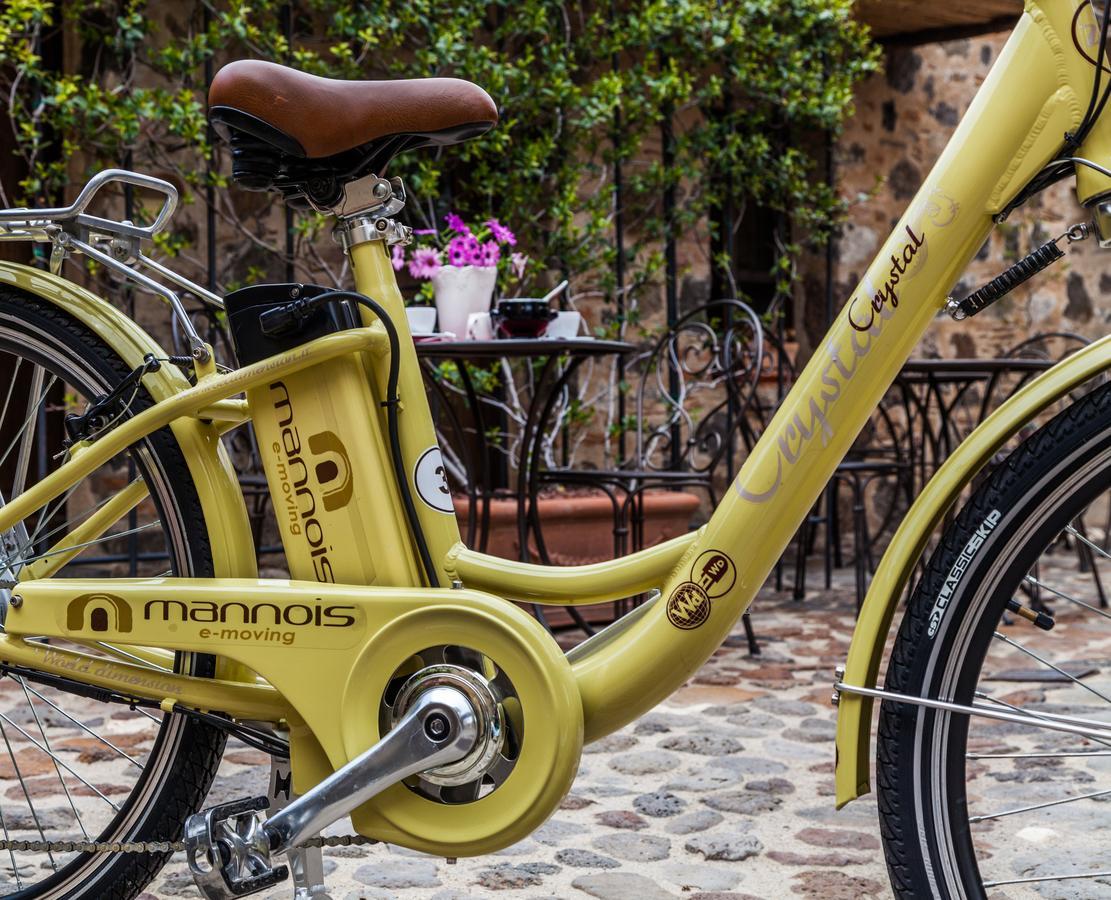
[947,240,1064,320]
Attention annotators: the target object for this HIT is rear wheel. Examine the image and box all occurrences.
[0,288,225,898]
[877,379,1111,898]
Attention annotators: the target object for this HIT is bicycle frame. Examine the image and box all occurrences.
[1,0,1110,855]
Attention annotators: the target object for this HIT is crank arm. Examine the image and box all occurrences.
[265,685,477,853]
[185,685,477,899]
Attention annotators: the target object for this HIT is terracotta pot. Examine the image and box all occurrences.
[454,490,702,565]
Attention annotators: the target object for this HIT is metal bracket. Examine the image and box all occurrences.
[331,177,412,252]
[0,169,223,362]
[325,173,406,219]
[833,677,1111,743]
[268,753,331,900]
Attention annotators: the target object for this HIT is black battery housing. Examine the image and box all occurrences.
[222,283,360,366]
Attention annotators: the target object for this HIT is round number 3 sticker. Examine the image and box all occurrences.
[414,447,454,513]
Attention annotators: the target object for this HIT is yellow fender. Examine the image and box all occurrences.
[0,264,257,584]
[835,333,1111,807]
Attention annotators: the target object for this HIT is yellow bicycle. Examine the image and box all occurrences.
[0,0,1109,896]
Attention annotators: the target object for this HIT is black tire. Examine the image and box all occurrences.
[876,379,1111,898]
[0,288,225,899]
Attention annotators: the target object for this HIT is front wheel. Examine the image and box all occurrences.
[877,378,1111,899]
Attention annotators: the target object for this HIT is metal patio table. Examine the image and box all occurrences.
[415,337,633,564]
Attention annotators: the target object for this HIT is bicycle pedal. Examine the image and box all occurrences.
[185,796,289,899]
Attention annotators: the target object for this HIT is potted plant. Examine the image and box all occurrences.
[393,213,528,338]
[453,488,702,566]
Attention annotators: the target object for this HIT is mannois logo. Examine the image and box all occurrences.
[66,593,132,633]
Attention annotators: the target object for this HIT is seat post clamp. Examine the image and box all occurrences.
[328,174,412,252]
[334,214,412,252]
[332,176,412,252]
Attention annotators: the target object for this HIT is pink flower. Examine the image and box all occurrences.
[408,247,442,280]
[447,236,470,267]
[444,212,471,236]
[478,241,501,268]
[391,244,406,271]
[510,252,529,279]
[485,218,516,246]
[412,228,438,236]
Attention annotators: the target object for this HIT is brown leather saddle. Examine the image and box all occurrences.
[208,60,498,209]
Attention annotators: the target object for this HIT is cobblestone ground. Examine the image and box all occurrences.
[1,556,1109,899]
[153,575,889,900]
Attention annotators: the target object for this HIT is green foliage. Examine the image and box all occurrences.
[0,0,877,316]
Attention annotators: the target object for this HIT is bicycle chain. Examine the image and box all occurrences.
[0,833,377,855]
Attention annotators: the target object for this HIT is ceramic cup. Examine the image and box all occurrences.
[405,306,437,335]
[546,310,583,339]
[466,311,494,340]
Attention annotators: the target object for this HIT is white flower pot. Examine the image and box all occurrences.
[432,265,497,339]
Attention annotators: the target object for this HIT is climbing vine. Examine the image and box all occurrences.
[0,0,877,330]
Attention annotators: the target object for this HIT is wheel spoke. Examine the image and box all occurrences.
[968,750,1111,759]
[19,680,91,840]
[92,643,174,674]
[0,796,22,890]
[1026,574,1111,621]
[1067,524,1111,563]
[7,520,160,571]
[10,364,44,500]
[974,689,1111,749]
[17,480,86,570]
[969,785,1111,823]
[0,373,55,473]
[992,630,1111,707]
[984,870,1111,888]
[131,706,162,725]
[0,710,120,811]
[14,486,140,566]
[0,357,24,435]
[20,682,143,769]
[0,715,56,869]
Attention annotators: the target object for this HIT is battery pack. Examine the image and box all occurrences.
[223,283,359,365]
[223,283,422,587]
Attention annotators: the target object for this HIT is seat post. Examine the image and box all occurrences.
[334,183,464,583]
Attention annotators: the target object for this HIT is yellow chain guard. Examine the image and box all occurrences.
[341,601,583,856]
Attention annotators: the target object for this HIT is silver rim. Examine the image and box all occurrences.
[0,312,199,898]
[910,430,1111,898]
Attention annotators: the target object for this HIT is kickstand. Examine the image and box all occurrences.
[269,752,332,900]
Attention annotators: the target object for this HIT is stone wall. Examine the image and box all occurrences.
[828,33,1108,359]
